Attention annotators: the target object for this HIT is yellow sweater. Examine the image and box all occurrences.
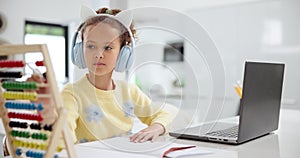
[61,75,172,143]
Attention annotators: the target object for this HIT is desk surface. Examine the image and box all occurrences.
[58,108,300,158]
[170,108,300,158]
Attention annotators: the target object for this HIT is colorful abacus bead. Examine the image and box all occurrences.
[43,124,53,131]
[11,130,30,138]
[25,150,44,158]
[30,123,42,130]
[31,133,48,141]
[9,121,28,129]
[0,60,43,67]
[0,60,25,68]
[3,91,38,101]
[5,101,43,111]
[12,141,60,157]
[37,103,43,111]
[25,150,58,158]
[40,143,47,150]
[2,81,38,90]
[5,102,34,110]
[0,71,23,78]
[35,61,44,66]
[31,123,53,131]
[15,148,22,156]
[13,140,42,150]
[8,112,43,121]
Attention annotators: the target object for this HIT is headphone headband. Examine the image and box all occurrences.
[76,14,135,51]
[71,6,135,71]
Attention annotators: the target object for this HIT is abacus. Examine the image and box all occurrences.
[0,44,76,158]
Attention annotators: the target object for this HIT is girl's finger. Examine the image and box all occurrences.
[151,133,160,142]
[140,133,154,143]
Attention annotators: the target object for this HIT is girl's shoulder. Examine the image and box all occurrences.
[114,80,145,98]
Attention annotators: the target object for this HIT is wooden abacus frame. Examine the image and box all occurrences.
[0,44,76,158]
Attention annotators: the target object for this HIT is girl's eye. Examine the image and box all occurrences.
[86,44,95,49]
[104,46,112,51]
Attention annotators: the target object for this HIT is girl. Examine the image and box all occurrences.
[62,6,173,144]
[2,6,174,156]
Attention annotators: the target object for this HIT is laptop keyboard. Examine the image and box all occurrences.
[205,125,239,138]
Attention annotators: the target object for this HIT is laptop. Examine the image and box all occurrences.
[169,61,285,144]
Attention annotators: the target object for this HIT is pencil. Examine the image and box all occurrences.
[234,84,242,99]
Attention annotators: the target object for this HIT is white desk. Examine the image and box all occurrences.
[57,108,300,158]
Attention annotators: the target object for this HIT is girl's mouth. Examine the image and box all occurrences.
[94,62,105,66]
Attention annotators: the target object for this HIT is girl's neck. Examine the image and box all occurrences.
[87,73,115,90]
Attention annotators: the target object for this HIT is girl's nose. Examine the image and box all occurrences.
[95,50,104,58]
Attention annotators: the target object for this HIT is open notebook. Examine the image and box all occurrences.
[58,137,212,158]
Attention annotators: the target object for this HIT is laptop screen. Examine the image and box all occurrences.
[238,61,285,143]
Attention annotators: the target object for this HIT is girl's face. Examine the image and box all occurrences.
[83,23,121,76]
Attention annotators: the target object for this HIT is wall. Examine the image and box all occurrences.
[128,0,263,11]
[0,0,110,43]
[129,0,300,124]
[184,0,300,109]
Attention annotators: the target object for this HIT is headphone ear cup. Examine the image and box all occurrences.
[115,46,133,72]
[71,42,86,69]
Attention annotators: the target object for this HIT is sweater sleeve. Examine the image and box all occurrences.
[61,84,80,143]
[128,84,175,133]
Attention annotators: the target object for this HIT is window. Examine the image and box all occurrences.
[24,21,68,84]
[163,41,184,62]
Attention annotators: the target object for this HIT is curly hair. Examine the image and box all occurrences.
[80,7,136,47]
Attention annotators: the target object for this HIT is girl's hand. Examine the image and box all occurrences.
[26,74,56,125]
[129,123,165,143]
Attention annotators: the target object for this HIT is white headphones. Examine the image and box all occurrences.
[71,5,135,72]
